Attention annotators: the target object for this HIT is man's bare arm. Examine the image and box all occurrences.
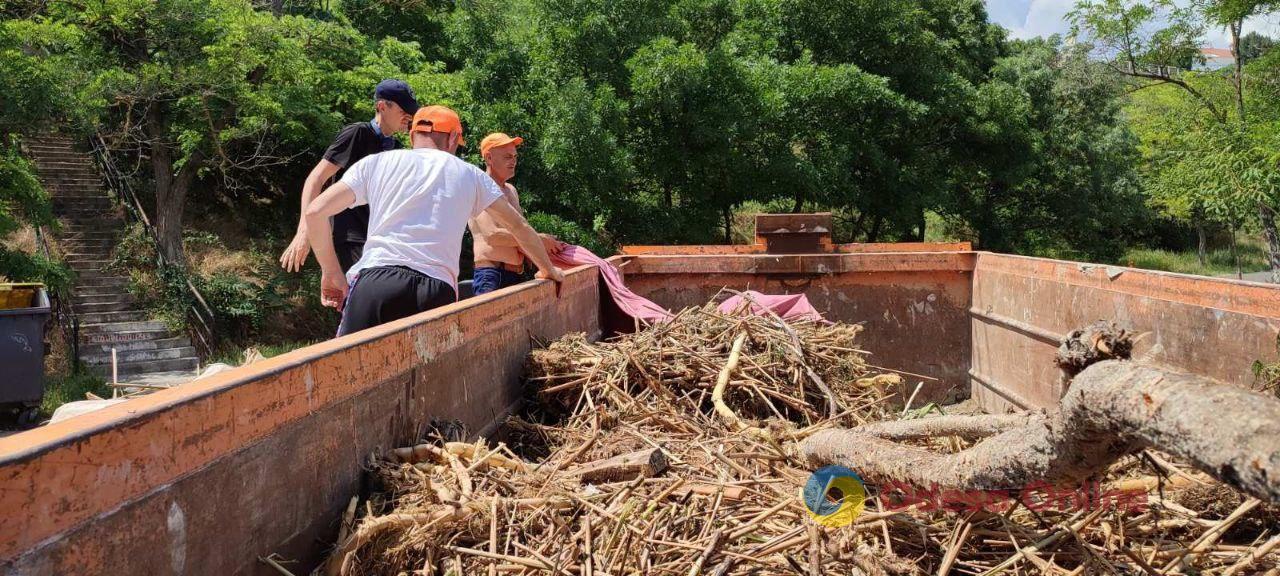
[280,159,342,271]
[484,198,563,282]
[305,182,357,309]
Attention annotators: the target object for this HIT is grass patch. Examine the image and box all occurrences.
[41,369,110,418]
[208,341,317,367]
[1119,236,1270,276]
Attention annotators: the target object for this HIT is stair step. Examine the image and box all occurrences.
[24,135,75,143]
[37,171,97,180]
[62,253,116,263]
[61,230,121,238]
[79,310,149,324]
[54,200,113,209]
[57,209,117,218]
[76,277,129,289]
[86,356,199,377]
[23,139,76,147]
[79,326,172,343]
[80,335,189,355]
[54,195,112,203]
[70,271,129,284]
[80,320,169,336]
[72,294,134,306]
[82,346,197,366]
[35,162,95,170]
[61,243,118,254]
[30,156,86,165]
[50,184,109,191]
[72,300,136,314]
[48,183,105,190]
[25,144,78,153]
[74,285,131,298]
[39,174,98,182]
[61,227,119,234]
[64,251,116,260]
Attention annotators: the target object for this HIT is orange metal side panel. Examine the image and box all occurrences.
[0,267,601,575]
[971,253,1280,412]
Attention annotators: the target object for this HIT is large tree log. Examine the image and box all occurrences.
[850,413,1039,441]
[803,361,1280,503]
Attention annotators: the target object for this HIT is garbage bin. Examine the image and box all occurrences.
[0,283,50,426]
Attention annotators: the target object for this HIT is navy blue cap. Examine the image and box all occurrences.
[374,79,419,115]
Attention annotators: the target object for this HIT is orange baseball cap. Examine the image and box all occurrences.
[480,132,524,156]
[411,105,466,145]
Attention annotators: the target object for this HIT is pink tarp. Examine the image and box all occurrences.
[716,290,826,322]
[550,245,673,323]
[551,245,828,325]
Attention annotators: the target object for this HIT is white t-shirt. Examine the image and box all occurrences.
[340,148,505,289]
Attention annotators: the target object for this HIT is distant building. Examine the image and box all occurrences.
[1196,47,1235,70]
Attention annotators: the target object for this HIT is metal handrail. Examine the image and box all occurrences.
[88,133,217,358]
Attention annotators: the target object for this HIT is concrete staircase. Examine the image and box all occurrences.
[23,134,200,382]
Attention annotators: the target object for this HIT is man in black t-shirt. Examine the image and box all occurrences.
[279,79,420,273]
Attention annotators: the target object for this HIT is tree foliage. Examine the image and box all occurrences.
[1071,0,1280,279]
[1,0,1150,269]
[945,38,1144,260]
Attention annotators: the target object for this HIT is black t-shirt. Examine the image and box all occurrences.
[323,122,401,243]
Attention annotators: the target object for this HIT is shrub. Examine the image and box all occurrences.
[0,139,70,292]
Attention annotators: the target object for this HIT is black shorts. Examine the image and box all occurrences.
[337,266,455,336]
[336,240,364,274]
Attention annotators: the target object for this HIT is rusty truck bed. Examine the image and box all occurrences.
[2,225,1278,574]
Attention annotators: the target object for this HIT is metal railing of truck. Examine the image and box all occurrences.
[89,133,217,358]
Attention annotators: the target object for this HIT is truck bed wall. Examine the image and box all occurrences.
[1,251,1278,575]
[0,267,601,576]
[969,253,1280,411]
[618,252,976,403]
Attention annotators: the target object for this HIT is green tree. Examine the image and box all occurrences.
[0,19,85,289]
[34,0,424,264]
[1240,31,1275,62]
[944,38,1143,259]
[1071,0,1280,281]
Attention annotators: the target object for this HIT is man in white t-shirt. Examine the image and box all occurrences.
[305,105,564,336]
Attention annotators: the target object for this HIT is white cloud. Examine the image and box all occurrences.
[1004,0,1076,39]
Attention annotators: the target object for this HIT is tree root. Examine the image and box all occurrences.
[1055,320,1133,378]
[804,361,1280,503]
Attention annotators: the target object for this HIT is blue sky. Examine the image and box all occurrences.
[985,0,1280,46]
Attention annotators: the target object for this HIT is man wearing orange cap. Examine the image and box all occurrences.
[469,133,563,295]
[304,106,564,336]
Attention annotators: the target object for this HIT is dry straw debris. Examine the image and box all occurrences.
[320,300,1280,576]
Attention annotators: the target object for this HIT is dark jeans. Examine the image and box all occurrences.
[336,240,364,274]
[338,266,454,336]
[472,267,524,295]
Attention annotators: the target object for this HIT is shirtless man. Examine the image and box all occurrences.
[468,133,562,295]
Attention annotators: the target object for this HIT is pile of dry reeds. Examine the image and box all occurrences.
[318,301,1279,576]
